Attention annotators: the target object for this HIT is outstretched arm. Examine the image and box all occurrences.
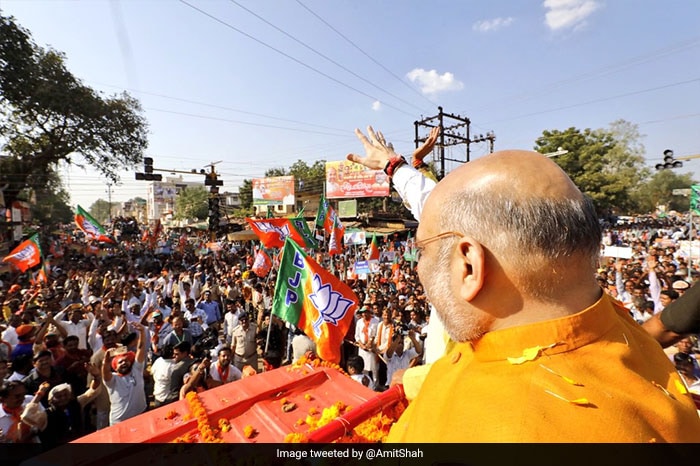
[347,126,436,222]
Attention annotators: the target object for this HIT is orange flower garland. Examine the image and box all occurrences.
[291,353,349,376]
[283,399,407,443]
[172,391,224,443]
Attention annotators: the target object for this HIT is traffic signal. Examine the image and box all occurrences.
[205,172,223,186]
[656,149,683,170]
[135,157,162,181]
[209,194,220,231]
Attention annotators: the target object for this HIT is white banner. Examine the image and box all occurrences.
[344,231,366,246]
[602,246,633,259]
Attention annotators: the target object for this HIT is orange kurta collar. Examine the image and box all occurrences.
[470,293,618,362]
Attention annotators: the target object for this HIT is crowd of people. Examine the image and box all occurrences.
[0,219,435,446]
[2,127,700,445]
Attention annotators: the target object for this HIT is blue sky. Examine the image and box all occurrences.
[2,0,699,209]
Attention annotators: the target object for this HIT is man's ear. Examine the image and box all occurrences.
[455,236,485,302]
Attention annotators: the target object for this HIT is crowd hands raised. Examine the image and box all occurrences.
[0,212,436,446]
[2,125,700,444]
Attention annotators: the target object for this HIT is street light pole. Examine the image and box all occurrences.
[106,183,113,223]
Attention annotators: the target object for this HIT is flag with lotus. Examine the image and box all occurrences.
[272,237,357,363]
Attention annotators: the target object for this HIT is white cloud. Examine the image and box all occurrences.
[406,69,464,95]
[372,101,382,111]
[473,17,514,32]
[544,0,601,31]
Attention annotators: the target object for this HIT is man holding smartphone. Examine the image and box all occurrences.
[101,322,147,425]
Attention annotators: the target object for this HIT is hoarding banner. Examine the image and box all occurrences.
[252,175,295,206]
[325,161,389,199]
[344,230,366,246]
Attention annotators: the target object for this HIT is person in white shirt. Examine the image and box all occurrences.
[53,305,94,351]
[1,314,20,348]
[102,323,147,425]
[208,347,242,387]
[150,345,176,408]
[0,379,48,443]
[354,307,379,389]
[385,329,423,390]
[222,300,244,345]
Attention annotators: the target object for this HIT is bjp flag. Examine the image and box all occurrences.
[272,238,358,363]
[75,205,115,244]
[368,234,380,261]
[3,234,42,273]
[246,217,318,250]
[251,249,272,277]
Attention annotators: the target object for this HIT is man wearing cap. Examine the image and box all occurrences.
[141,308,172,356]
[10,324,36,361]
[673,279,690,294]
[102,323,147,425]
[3,285,22,320]
[231,313,258,372]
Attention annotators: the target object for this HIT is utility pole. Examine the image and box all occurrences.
[204,161,223,242]
[106,183,113,223]
[414,107,495,180]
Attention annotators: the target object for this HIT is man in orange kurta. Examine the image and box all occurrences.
[389,294,700,442]
[346,129,700,443]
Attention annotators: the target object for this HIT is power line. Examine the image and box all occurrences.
[92,81,349,134]
[482,77,700,125]
[227,0,426,114]
[464,35,700,115]
[145,107,350,136]
[178,0,416,117]
[294,0,436,111]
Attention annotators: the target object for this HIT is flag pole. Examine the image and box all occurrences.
[689,211,693,281]
[262,246,282,368]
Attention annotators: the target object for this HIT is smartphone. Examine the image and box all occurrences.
[111,346,128,356]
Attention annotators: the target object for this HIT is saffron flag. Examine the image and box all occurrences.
[75,205,115,243]
[251,249,272,277]
[2,234,42,272]
[272,238,358,363]
[368,234,380,261]
[324,203,342,236]
[246,218,318,250]
[328,214,344,256]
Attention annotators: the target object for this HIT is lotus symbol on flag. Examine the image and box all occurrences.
[309,274,353,336]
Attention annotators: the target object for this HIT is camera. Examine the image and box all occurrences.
[392,321,409,340]
[197,327,220,351]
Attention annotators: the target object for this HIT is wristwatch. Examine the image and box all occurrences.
[383,155,407,178]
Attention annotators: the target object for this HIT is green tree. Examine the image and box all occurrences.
[30,168,73,226]
[632,170,697,213]
[288,159,326,194]
[0,15,148,207]
[88,199,114,224]
[239,179,252,210]
[175,186,208,221]
[265,168,287,177]
[534,121,648,215]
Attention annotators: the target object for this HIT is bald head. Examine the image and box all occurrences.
[420,149,601,301]
[434,150,582,204]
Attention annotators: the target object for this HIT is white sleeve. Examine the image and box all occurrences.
[391,165,437,222]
